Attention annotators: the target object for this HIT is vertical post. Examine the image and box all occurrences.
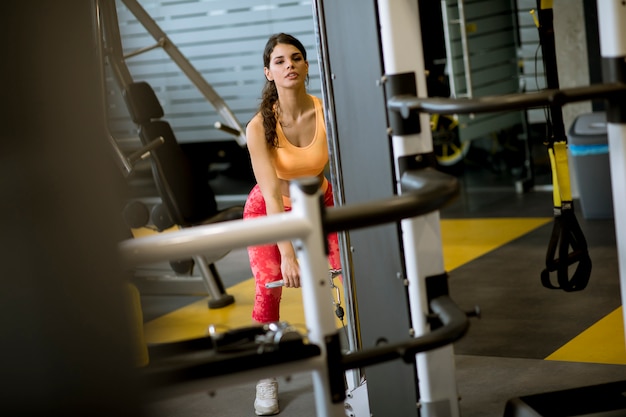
[312,1,419,415]
[289,178,347,417]
[596,0,626,345]
[377,1,460,416]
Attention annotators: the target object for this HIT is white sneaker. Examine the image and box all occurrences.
[254,378,279,415]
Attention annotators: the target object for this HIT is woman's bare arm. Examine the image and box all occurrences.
[246,114,301,287]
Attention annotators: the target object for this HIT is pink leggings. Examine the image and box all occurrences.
[243,181,341,323]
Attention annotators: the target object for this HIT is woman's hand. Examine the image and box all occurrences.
[280,255,301,288]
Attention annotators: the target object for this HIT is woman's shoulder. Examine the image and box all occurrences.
[309,94,322,106]
[309,95,325,126]
[246,112,264,134]
[246,113,267,150]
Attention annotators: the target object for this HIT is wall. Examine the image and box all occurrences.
[108,0,320,144]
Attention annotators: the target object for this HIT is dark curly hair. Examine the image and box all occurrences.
[259,33,308,148]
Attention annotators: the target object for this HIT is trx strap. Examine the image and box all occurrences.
[541,142,592,291]
[535,0,592,291]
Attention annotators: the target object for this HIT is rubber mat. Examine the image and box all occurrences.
[450,219,624,364]
[440,218,552,271]
[546,307,626,365]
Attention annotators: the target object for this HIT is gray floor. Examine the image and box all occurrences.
[141,357,626,417]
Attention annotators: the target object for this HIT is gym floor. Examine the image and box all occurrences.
[136,165,626,417]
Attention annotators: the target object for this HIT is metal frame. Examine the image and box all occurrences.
[442,0,473,99]
[121,176,466,417]
[95,0,239,306]
[313,0,626,415]
[95,0,248,176]
[378,1,461,415]
[106,0,246,145]
[313,0,461,415]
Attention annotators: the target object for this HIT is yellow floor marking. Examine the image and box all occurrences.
[131,225,180,238]
[143,279,256,344]
[139,216,626,366]
[441,218,552,271]
[143,274,343,344]
[143,218,552,344]
[546,307,626,365]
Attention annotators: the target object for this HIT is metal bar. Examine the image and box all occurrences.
[123,39,166,59]
[340,295,469,370]
[311,0,363,396]
[120,170,459,268]
[119,211,312,268]
[324,168,459,234]
[192,255,224,300]
[214,122,242,137]
[388,83,626,116]
[105,133,134,177]
[457,0,473,98]
[440,1,458,97]
[95,0,134,177]
[126,136,164,165]
[98,0,134,89]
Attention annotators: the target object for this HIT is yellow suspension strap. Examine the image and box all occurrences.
[535,0,591,291]
[541,142,591,291]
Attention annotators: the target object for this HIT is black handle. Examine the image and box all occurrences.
[324,167,459,234]
[340,295,470,370]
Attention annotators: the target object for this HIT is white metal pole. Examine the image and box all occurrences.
[377,1,460,416]
[596,0,626,344]
[289,179,347,417]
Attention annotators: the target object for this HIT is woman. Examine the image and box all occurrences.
[243,33,341,416]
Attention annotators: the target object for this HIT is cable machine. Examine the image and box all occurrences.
[314,0,626,415]
[314,0,469,414]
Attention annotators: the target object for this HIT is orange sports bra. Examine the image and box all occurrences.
[273,95,328,181]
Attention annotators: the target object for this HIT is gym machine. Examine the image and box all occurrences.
[315,0,626,415]
[121,175,468,417]
[314,0,464,415]
[96,0,248,307]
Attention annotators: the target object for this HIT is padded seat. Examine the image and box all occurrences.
[122,81,243,308]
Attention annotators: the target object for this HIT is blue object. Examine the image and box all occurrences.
[568,111,613,219]
[569,144,609,156]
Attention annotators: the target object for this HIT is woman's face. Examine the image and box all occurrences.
[264,43,308,89]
